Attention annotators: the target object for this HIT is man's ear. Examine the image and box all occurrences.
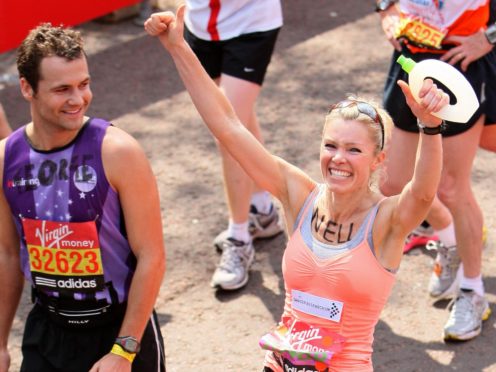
[20,78,34,101]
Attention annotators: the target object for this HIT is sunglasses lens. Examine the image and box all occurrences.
[356,102,379,123]
[327,99,384,149]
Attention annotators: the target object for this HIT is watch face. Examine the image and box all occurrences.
[118,337,140,353]
[124,339,138,352]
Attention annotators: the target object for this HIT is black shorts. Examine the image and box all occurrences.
[483,49,496,125]
[184,26,280,86]
[383,48,486,136]
[20,304,166,372]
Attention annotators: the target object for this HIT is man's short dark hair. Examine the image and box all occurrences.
[17,23,85,93]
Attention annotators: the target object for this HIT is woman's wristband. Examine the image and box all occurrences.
[417,119,446,135]
[111,344,136,362]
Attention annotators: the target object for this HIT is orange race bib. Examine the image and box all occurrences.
[395,14,446,49]
[22,218,105,293]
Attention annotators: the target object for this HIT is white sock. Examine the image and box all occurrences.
[435,222,456,248]
[250,191,272,214]
[227,220,250,243]
[460,274,484,297]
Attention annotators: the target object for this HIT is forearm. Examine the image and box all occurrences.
[0,106,12,140]
[116,253,165,340]
[0,257,23,349]
[410,132,443,202]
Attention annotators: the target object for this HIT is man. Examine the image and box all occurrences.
[376,0,492,341]
[0,24,166,371]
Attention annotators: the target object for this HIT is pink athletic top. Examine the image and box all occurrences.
[264,186,396,371]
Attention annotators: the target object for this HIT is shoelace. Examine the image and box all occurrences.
[248,205,274,232]
[218,244,243,271]
[427,241,459,267]
[447,292,475,322]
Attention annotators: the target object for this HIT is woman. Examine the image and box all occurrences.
[145,7,448,371]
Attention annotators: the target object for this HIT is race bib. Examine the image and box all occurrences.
[395,14,446,49]
[23,218,105,293]
[260,317,346,371]
[292,290,344,322]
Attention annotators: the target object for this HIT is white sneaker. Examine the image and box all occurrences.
[443,289,491,341]
[210,238,255,290]
[249,204,283,240]
[427,240,461,299]
[213,204,283,252]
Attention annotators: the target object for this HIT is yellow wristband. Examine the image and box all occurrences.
[111,344,136,362]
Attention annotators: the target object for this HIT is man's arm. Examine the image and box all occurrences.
[376,0,402,51]
[90,126,165,371]
[0,140,23,372]
[440,29,494,72]
[441,3,495,72]
[0,105,12,140]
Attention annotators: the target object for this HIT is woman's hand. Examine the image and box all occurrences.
[398,78,449,127]
[144,5,186,51]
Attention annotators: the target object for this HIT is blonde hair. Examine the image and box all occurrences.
[324,95,393,154]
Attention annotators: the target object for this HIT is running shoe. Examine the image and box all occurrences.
[248,204,284,240]
[213,204,283,252]
[427,240,461,299]
[443,289,491,341]
[210,238,255,290]
[403,224,438,254]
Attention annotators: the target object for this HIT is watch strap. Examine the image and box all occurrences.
[417,119,446,135]
[111,344,136,362]
[375,0,397,12]
[485,23,496,45]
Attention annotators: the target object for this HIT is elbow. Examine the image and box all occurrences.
[411,187,436,206]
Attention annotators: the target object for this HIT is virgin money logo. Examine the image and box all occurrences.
[35,220,74,248]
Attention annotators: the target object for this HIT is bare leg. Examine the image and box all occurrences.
[217,74,262,224]
[425,198,452,230]
[479,124,496,152]
[438,117,484,278]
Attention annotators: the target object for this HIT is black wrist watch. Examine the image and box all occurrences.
[375,0,397,12]
[417,119,446,135]
[485,23,496,45]
[115,336,141,353]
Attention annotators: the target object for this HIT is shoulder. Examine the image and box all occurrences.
[101,125,147,165]
[374,195,397,229]
[101,126,151,188]
[283,177,318,231]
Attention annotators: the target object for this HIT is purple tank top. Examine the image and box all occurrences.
[3,118,135,304]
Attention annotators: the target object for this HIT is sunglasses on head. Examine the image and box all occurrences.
[327,99,385,150]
